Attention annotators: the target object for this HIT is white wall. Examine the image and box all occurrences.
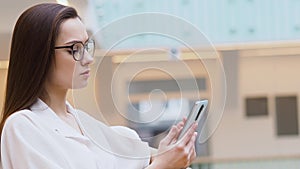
[210,54,300,159]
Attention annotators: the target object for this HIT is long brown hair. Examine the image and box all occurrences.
[0,3,79,135]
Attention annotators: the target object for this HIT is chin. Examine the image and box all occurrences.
[72,82,88,89]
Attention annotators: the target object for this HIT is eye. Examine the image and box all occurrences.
[73,44,81,53]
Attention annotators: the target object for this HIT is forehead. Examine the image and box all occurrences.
[56,17,88,44]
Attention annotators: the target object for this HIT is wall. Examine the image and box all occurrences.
[210,53,300,159]
[0,47,300,161]
[0,70,7,112]
[110,58,211,125]
[79,49,300,159]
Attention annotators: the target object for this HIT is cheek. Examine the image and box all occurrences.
[72,62,89,89]
[51,56,76,88]
[61,62,76,85]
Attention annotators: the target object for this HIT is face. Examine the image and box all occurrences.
[47,17,93,90]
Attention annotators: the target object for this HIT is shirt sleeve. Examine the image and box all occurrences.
[1,111,66,169]
[76,110,151,168]
[110,126,151,168]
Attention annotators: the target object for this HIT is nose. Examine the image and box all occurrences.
[81,50,94,65]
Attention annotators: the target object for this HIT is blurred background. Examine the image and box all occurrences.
[1,0,300,168]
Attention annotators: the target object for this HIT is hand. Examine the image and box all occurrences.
[150,118,198,169]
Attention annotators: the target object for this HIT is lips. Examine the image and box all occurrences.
[80,69,90,76]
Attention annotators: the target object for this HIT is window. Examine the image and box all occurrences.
[276,96,299,136]
[245,97,268,117]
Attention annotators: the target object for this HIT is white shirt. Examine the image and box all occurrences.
[1,99,150,169]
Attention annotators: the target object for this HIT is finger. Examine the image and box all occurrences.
[182,116,187,123]
[187,133,197,162]
[190,147,197,162]
[179,123,197,145]
[187,148,196,167]
[171,125,183,144]
[162,125,180,145]
[172,117,187,142]
[175,117,187,128]
[186,132,197,152]
[176,121,184,128]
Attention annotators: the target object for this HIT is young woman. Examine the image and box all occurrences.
[0,3,197,169]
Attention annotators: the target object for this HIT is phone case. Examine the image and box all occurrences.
[178,100,208,139]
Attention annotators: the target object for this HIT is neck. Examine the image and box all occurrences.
[41,85,68,116]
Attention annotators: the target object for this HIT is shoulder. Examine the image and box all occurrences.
[5,109,35,124]
[3,109,38,133]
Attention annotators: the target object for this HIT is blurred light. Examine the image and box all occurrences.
[56,0,69,6]
[0,61,9,69]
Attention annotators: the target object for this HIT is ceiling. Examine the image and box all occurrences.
[0,0,57,32]
[0,0,87,60]
[0,0,55,60]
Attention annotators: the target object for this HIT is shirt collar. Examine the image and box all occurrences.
[30,98,76,114]
[29,98,88,140]
[30,98,49,111]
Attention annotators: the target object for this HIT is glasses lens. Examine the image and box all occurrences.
[73,43,84,60]
[85,39,95,57]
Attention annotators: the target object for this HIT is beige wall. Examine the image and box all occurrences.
[0,69,7,112]
[1,47,300,160]
[210,54,300,159]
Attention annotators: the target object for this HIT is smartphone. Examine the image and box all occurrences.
[177,100,208,139]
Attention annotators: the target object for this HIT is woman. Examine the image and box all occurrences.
[0,3,197,169]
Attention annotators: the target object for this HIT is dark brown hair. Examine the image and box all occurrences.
[0,3,79,135]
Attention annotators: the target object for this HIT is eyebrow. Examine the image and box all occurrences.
[64,38,89,45]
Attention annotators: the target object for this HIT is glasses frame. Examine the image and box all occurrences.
[54,39,95,61]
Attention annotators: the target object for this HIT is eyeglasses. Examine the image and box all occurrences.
[54,39,95,61]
